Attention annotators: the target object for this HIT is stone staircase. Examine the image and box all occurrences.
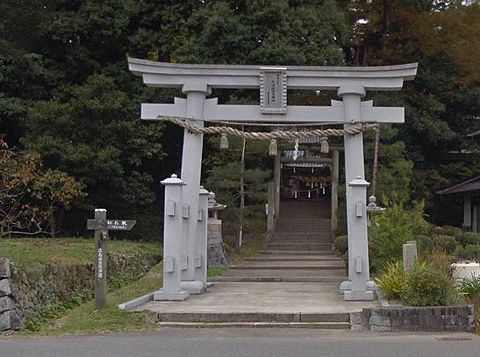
[212,200,347,283]
[140,200,374,329]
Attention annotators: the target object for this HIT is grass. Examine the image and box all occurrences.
[22,263,163,336]
[0,237,160,268]
[16,233,265,335]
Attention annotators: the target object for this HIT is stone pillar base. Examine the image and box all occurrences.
[344,290,375,301]
[339,280,376,294]
[153,289,189,301]
[180,280,206,294]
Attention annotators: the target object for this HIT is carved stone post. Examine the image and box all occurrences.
[345,177,373,300]
[154,174,189,301]
[180,83,209,294]
[338,85,374,301]
[194,186,210,285]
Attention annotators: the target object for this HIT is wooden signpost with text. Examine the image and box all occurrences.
[87,209,136,310]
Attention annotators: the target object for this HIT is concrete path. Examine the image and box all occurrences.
[2,329,479,357]
[136,200,377,327]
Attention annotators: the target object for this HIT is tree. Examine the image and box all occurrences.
[0,140,84,237]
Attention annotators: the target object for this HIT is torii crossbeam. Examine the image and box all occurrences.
[128,57,417,301]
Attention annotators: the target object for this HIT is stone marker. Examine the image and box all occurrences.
[403,242,417,271]
[87,209,136,310]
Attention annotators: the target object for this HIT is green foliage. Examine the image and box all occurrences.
[374,261,404,300]
[333,235,348,255]
[416,235,435,254]
[441,225,457,236]
[454,244,480,261]
[458,275,480,303]
[401,262,456,306]
[207,266,228,277]
[459,232,480,246]
[432,235,458,254]
[369,203,430,273]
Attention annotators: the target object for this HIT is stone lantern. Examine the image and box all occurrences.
[207,192,229,267]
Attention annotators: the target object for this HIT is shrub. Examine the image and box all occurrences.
[454,245,466,260]
[463,244,480,261]
[432,235,457,254]
[416,235,434,254]
[401,262,456,306]
[333,235,348,255]
[458,275,480,303]
[374,261,404,300]
[459,232,480,246]
[427,249,452,276]
[369,203,430,273]
[442,225,457,236]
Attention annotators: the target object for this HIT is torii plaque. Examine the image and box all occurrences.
[128,58,417,301]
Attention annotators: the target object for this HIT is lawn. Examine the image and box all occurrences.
[0,237,160,268]
[18,233,265,335]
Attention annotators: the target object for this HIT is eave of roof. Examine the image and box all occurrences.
[437,174,480,195]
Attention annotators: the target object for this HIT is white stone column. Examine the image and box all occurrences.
[194,186,210,285]
[338,85,374,301]
[345,177,373,300]
[154,174,189,301]
[179,83,209,294]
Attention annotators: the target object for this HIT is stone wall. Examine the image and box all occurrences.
[352,305,475,332]
[207,219,229,267]
[0,252,160,332]
[0,257,21,331]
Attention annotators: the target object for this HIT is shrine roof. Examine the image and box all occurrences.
[437,175,480,195]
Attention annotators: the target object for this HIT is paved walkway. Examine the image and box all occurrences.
[137,200,379,326]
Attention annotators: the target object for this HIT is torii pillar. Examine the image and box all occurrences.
[338,85,373,300]
[179,84,210,293]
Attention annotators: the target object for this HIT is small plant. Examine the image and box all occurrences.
[428,249,452,276]
[432,235,457,254]
[333,235,348,255]
[374,261,404,300]
[401,262,457,306]
[458,275,480,302]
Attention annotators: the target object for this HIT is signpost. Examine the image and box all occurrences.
[87,209,136,310]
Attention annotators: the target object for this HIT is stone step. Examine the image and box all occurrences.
[245,256,343,262]
[155,321,351,329]
[231,260,345,269]
[266,243,331,250]
[260,250,337,255]
[152,311,350,323]
[273,232,331,239]
[219,268,346,279]
[230,265,345,271]
[209,276,346,283]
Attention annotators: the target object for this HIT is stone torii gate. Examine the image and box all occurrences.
[128,58,417,301]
